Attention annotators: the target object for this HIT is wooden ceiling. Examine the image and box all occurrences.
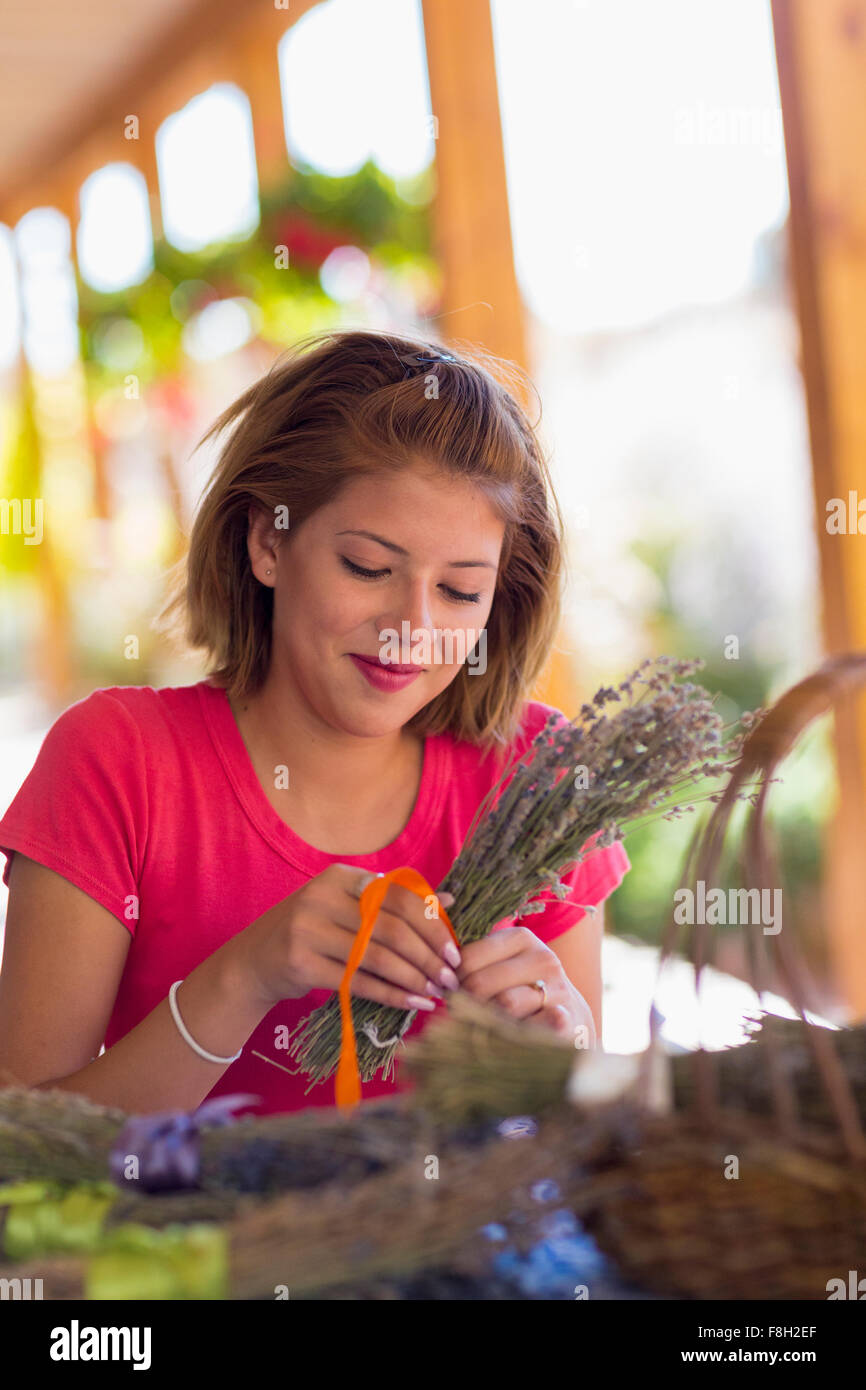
[0,0,205,193]
[0,0,309,222]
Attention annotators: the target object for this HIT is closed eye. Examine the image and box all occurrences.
[339,555,482,604]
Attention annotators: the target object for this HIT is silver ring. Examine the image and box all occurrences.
[530,978,548,1006]
[349,871,384,900]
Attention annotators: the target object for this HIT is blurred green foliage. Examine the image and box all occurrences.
[607,531,834,979]
[76,160,436,385]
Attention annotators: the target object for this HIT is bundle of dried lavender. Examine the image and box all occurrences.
[285,656,762,1090]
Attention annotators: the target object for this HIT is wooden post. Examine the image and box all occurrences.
[51,168,115,528]
[420,0,575,713]
[230,28,291,192]
[772,0,866,1016]
[12,364,74,702]
[419,0,528,382]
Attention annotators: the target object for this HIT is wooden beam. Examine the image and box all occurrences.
[229,28,291,192]
[0,0,315,224]
[419,0,528,387]
[420,0,576,712]
[772,0,866,1016]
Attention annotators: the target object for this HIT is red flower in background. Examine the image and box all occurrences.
[150,377,197,430]
[272,211,354,269]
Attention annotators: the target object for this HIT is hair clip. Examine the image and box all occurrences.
[398,350,458,380]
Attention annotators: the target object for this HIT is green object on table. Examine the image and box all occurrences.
[0,1179,227,1298]
[86,1223,227,1300]
[0,1179,117,1258]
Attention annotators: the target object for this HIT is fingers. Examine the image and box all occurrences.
[485,982,551,1019]
[489,987,573,1037]
[372,880,461,968]
[458,928,551,1002]
[316,914,455,1001]
[309,951,438,1014]
[537,1002,574,1036]
[360,900,460,993]
[301,872,458,1000]
[328,866,461,987]
[455,926,537,978]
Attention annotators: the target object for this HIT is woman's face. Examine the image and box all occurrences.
[249,462,506,738]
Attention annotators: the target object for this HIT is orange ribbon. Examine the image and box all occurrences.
[335,867,460,1109]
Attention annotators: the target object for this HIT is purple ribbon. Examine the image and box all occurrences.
[109,1093,260,1193]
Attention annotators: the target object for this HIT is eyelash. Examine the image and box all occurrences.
[339,555,482,604]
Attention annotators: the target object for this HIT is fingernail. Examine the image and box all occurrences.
[425,981,444,999]
[439,893,455,907]
[439,965,460,991]
[406,994,436,1011]
[443,942,461,969]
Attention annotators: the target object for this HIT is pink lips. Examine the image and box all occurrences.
[348,653,425,692]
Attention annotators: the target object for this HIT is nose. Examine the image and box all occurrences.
[376,576,439,663]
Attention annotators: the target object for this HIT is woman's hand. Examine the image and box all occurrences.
[455,926,597,1045]
[237,864,460,1012]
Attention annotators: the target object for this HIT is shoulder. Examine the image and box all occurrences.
[445,698,570,760]
[491,698,572,768]
[512,699,570,750]
[36,681,208,764]
[439,698,571,791]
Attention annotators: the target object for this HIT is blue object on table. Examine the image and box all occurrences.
[490,1207,608,1297]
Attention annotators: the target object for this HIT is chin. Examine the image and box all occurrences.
[334,711,409,739]
[335,689,433,738]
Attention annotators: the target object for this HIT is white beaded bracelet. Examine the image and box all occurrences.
[168,980,242,1065]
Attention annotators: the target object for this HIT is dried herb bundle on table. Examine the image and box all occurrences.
[286,656,760,1091]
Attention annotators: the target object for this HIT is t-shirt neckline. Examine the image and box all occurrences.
[196,680,446,876]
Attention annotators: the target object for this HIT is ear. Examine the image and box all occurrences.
[246,503,280,586]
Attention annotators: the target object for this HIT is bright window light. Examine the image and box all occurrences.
[77,164,154,292]
[156,83,260,253]
[319,245,371,302]
[279,0,433,178]
[492,0,789,332]
[0,226,21,370]
[15,208,79,375]
[182,297,260,361]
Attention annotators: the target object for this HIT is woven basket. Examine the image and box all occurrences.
[579,653,866,1299]
[578,1103,866,1299]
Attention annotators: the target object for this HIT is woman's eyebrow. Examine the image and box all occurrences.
[335,529,497,569]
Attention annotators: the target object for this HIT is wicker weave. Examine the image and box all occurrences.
[579,1107,866,1299]
[579,653,866,1299]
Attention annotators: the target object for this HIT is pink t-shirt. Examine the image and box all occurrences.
[0,680,630,1116]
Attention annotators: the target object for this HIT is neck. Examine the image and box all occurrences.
[227,658,416,813]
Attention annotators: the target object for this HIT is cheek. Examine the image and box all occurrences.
[277,567,371,641]
[325,576,383,636]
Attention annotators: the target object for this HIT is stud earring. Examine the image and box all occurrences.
[266,569,272,575]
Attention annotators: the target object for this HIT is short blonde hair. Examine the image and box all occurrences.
[155,328,565,760]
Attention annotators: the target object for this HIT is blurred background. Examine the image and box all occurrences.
[1,0,865,1050]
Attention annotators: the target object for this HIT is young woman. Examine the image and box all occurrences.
[0,329,630,1117]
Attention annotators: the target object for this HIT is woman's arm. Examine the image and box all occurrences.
[0,854,467,1112]
[0,854,271,1112]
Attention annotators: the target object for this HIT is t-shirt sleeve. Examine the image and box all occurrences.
[524,833,631,945]
[0,690,147,936]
